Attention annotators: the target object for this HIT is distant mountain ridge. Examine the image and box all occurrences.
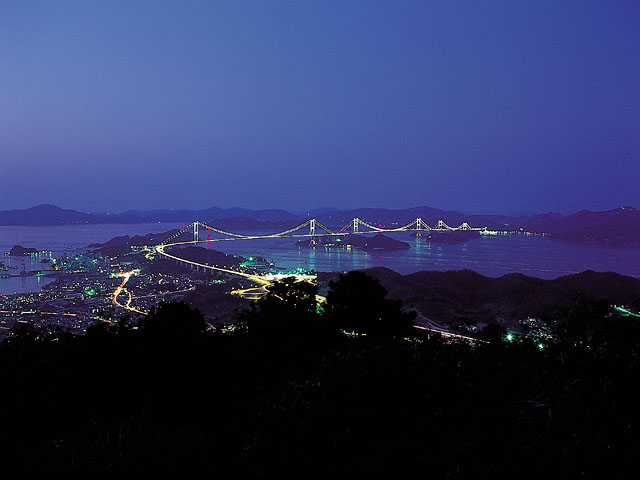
[0,204,638,246]
[0,204,98,226]
[0,204,298,225]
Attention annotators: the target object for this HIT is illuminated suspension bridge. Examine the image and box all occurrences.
[150,217,486,283]
[157,217,486,246]
[111,217,492,341]
[148,217,486,298]
[114,217,485,314]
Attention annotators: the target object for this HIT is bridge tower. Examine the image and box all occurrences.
[435,219,450,231]
[416,218,423,232]
[193,222,199,242]
[353,218,359,233]
[309,219,316,246]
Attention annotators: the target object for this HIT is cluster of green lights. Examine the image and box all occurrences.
[340,329,366,337]
[615,306,640,318]
[83,287,97,296]
[242,257,258,267]
[503,332,545,351]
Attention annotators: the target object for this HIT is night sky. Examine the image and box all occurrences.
[1,1,638,214]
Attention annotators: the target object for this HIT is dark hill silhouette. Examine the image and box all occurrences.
[320,267,640,325]
[88,229,179,256]
[305,206,341,217]
[8,245,39,256]
[346,233,411,251]
[172,245,242,268]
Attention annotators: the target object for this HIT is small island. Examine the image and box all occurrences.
[426,231,480,244]
[300,233,411,252]
[8,245,39,256]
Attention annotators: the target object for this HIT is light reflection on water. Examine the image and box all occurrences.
[0,224,638,294]
[205,230,640,280]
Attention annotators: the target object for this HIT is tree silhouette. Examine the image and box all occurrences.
[240,277,321,338]
[551,292,640,358]
[324,271,415,337]
[1,284,640,476]
[139,300,206,338]
[478,323,508,343]
[261,276,318,315]
[551,293,613,346]
[235,276,342,375]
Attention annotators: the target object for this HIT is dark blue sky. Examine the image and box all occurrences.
[1,1,638,214]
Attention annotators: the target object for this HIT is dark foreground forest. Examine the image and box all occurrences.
[1,272,639,477]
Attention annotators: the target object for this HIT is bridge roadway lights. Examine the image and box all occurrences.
[155,217,486,262]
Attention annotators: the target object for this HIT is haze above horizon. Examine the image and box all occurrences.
[1,1,638,214]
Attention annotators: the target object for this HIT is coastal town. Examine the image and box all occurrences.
[0,238,259,339]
